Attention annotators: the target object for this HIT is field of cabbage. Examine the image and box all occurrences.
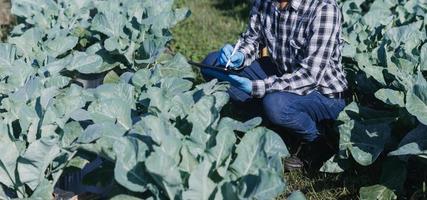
[324,0,427,199]
[0,0,301,199]
[0,0,426,199]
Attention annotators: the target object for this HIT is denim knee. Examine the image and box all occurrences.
[262,92,292,125]
[201,51,220,80]
[262,92,319,142]
[202,51,220,66]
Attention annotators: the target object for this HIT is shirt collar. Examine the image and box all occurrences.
[290,0,302,10]
[275,0,303,11]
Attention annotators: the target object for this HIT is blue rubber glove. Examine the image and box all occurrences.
[203,68,252,94]
[218,44,245,69]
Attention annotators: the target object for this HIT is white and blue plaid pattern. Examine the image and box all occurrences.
[238,0,348,98]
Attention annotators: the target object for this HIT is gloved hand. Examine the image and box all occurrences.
[218,44,245,69]
[203,68,252,94]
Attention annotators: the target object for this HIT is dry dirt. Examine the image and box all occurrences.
[0,0,11,25]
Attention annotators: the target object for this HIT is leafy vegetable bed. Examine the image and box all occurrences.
[322,0,427,198]
[3,0,425,199]
[0,0,298,199]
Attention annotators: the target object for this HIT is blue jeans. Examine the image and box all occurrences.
[202,52,346,142]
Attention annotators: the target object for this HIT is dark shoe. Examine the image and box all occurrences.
[299,136,336,171]
[284,135,337,171]
[284,140,306,171]
[284,155,304,171]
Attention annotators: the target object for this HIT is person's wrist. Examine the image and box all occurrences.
[242,78,252,94]
[247,80,253,94]
[234,51,245,68]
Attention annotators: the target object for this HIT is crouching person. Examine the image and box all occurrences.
[201,0,348,170]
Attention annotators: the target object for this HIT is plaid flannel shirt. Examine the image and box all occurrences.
[238,0,348,98]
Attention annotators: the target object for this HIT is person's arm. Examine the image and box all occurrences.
[238,0,263,66]
[252,3,341,98]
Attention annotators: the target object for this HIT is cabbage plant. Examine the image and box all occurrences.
[321,0,427,198]
[0,0,295,199]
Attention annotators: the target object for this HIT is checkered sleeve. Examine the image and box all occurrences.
[238,0,262,67]
[252,3,341,98]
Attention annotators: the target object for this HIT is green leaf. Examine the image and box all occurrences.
[136,37,166,64]
[264,129,289,158]
[8,28,43,59]
[45,36,78,58]
[406,73,427,125]
[44,76,71,89]
[110,194,142,200]
[60,121,83,147]
[420,43,427,71]
[362,1,393,28]
[91,9,126,38]
[29,179,53,200]
[207,128,236,172]
[404,0,427,15]
[18,136,61,190]
[0,185,11,200]
[141,81,194,120]
[65,155,90,171]
[39,56,72,76]
[288,190,307,200]
[230,127,268,177]
[360,185,397,200]
[0,43,16,67]
[157,53,196,79]
[385,21,425,48]
[346,122,392,166]
[182,161,216,200]
[212,91,229,111]
[104,70,120,84]
[88,98,133,130]
[145,150,183,199]
[77,124,104,144]
[43,85,88,128]
[67,52,105,74]
[0,123,19,188]
[132,69,152,88]
[134,115,182,161]
[263,129,289,173]
[360,65,387,86]
[319,155,350,173]
[113,136,149,193]
[188,95,218,132]
[406,92,427,125]
[178,144,198,173]
[239,169,286,200]
[142,4,189,30]
[77,122,126,160]
[94,83,135,109]
[389,125,427,157]
[375,89,405,107]
[217,117,262,132]
[161,77,193,96]
[212,181,238,200]
[337,103,395,166]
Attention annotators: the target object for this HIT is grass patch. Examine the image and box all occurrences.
[282,168,376,200]
[170,0,250,62]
